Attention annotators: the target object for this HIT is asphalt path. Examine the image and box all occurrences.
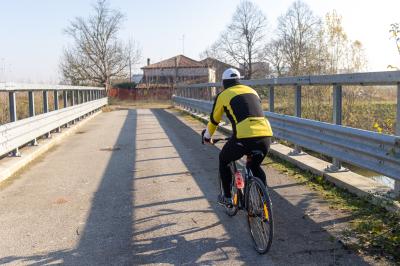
[0,108,371,265]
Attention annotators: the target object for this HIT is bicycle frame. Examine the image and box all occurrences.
[229,160,253,211]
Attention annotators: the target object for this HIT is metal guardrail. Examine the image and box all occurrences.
[0,98,107,156]
[173,95,400,180]
[173,70,400,190]
[178,71,400,88]
[0,83,107,157]
[0,82,104,91]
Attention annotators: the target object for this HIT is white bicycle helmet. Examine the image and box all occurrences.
[222,68,241,80]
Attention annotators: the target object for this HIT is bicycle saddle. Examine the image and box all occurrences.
[247,150,264,161]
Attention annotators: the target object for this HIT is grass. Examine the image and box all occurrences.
[264,154,400,263]
[258,85,397,135]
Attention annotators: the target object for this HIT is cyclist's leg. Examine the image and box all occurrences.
[219,138,246,197]
[246,137,271,186]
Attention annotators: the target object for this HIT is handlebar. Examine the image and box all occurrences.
[201,129,230,145]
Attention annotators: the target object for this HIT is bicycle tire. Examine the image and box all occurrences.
[246,176,274,254]
[219,176,238,216]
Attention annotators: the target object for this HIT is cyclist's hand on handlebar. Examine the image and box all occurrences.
[201,129,213,145]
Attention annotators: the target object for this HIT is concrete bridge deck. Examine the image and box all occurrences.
[0,108,373,265]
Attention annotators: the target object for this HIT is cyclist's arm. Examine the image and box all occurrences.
[206,93,224,138]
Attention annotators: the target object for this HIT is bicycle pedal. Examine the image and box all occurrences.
[217,195,233,208]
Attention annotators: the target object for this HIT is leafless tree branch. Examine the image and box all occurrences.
[60,0,141,87]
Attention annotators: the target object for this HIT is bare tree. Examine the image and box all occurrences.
[388,23,400,69]
[263,39,285,76]
[390,23,400,55]
[345,40,367,72]
[325,10,348,73]
[276,0,321,76]
[127,39,142,82]
[207,1,267,79]
[199,42,226,62]
[60,0,141,88]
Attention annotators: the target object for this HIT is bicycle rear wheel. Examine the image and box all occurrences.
[246,177,274,254]
[219,176,238,216]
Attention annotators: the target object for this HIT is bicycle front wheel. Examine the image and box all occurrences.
[246,177,274,254]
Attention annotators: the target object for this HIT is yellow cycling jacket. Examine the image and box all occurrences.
[207,84,273,139]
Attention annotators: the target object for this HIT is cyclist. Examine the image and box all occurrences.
[202,68,273,207]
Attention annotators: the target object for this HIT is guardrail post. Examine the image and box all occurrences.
[54,91,61,132]
[62,90,69,128]
[71,90,76,124]
[210,86,216,101]
[28,91,38,146]
[291,85,302,155]
[329,84,344,172]
[395,83,400,195]
[77,90,81,104]
[189,88,193,111]
[54,90,59,110]
[269,85,274,112]
[63,91,68,108]
[9,91,21,156]
[81,91,85,118]
[43,90,51,138]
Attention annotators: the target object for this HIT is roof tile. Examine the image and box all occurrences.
[142,55,205,69]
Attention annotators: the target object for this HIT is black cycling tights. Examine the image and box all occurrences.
[219,137,271,197]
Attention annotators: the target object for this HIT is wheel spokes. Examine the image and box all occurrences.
[248,182,272,252]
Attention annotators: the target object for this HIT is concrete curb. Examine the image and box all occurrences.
[0,110,103,184]
[177,107,400,213]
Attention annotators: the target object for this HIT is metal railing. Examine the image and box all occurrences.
[0,83,107,157]
[173,71,400,193]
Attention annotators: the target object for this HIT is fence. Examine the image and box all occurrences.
[173,71,400,193]
[108,87,173,101]
[0,83,107,157]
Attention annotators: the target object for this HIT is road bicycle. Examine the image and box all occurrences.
[210,137,274,254]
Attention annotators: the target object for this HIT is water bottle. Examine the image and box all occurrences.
[235,171,245,189]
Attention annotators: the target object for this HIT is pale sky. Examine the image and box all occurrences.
[0,0,399,83]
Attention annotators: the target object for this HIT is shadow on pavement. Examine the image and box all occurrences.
[143,108,368,265]
[0,109,137,265]
[0,108,369,265]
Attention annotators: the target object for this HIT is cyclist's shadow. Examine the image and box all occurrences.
[149,108,369,266]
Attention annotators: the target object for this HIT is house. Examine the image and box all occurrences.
[138,55,216,89]
[200,57,243,81]
[131,74,143,84]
